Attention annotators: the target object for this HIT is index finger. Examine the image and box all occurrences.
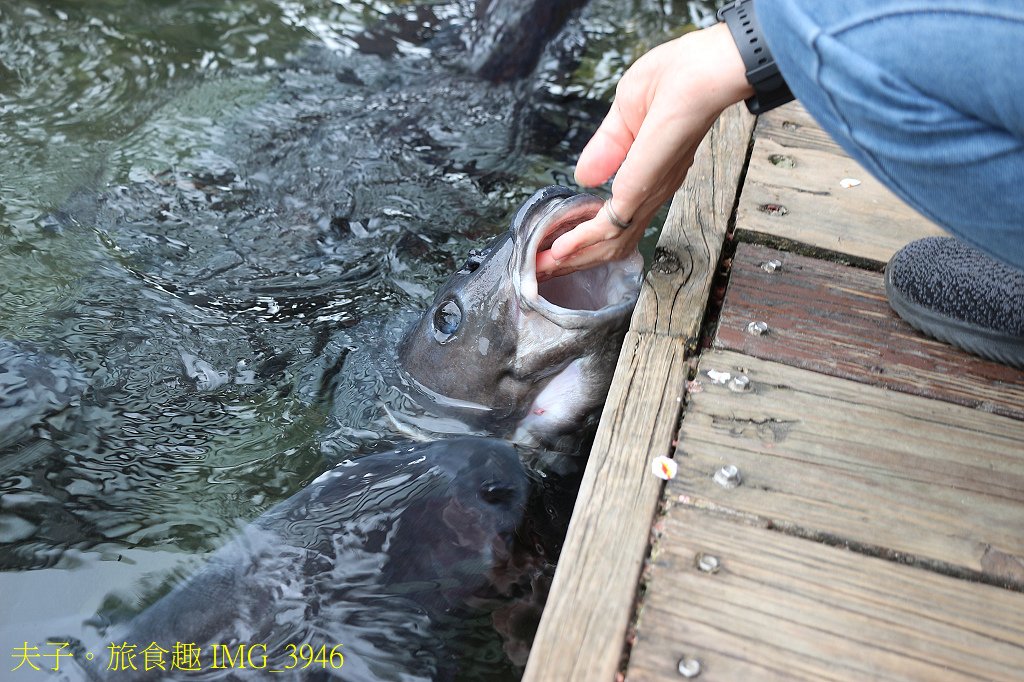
[546,209,622,263]
[605,104,702,218]
[574,100,634,188]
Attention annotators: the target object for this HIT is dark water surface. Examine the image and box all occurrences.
[0,1,717,679]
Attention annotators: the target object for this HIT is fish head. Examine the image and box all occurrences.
[397,186,643,449]
[379,438,531,598]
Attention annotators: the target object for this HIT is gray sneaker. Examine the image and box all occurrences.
[885,237,1024,369]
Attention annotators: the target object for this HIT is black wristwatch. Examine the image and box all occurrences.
[718,0,794,114]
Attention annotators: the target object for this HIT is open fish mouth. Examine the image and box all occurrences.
[512,186,644,327]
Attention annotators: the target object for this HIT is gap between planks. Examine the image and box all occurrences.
[736,102,946,264]
[676,349,1024,588]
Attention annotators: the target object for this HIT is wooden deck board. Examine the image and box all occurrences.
[715,243,1024,420]
[627,508,1024,682]
[631,103,756,339]
[523,103,756,682]
[675,349,1024,586]
[736,103,946,263]
[753,102,843,154]
[532,91,1024,682]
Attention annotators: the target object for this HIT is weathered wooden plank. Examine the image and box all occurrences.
[737,119,946,264]
[523,332,689,682]
[631,103,756,338]
[755,101,843,154]
[715,243,1024,421]
[675,349,1024,586]
[627,508,1024,681]
[523,103,755,682]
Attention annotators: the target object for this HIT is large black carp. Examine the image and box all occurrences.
[70,437,530,681]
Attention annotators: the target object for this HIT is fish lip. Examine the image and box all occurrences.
[512,187,643,327]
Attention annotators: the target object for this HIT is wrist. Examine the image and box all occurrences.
[675,23,756,115]
[717,0,794,114]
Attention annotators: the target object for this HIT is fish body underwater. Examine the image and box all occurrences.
[0,340,85,451]
[70,437,530,681]
[80,183,646,678]
[0,2,665,680]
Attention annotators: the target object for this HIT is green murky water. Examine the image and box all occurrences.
[0,1,719,679]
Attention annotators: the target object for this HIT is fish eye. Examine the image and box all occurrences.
[480,480,515,505]
[432,299,462,343]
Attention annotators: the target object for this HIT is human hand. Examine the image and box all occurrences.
[537,23,754,280]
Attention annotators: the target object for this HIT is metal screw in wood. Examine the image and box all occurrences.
[728,375,750,392]
[713,464,742,489]
[695,553,720,574]
[677,656,702,678]
[746,320,769,336]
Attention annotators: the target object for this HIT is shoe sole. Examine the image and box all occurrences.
[885,267,1024,370]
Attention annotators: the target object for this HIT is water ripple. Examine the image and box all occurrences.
[0,1,705,677]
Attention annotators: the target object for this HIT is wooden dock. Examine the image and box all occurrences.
[524,102,1024,681]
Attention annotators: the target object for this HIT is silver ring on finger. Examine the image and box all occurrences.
[603,199,632,230]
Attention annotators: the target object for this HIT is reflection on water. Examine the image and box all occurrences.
[0,1,718,679]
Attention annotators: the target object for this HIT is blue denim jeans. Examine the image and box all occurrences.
[755,0,1024,269]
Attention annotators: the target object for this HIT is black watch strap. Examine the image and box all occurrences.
[718,0,795,114]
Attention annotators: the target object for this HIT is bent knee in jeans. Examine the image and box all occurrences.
[755,0,1024,268]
